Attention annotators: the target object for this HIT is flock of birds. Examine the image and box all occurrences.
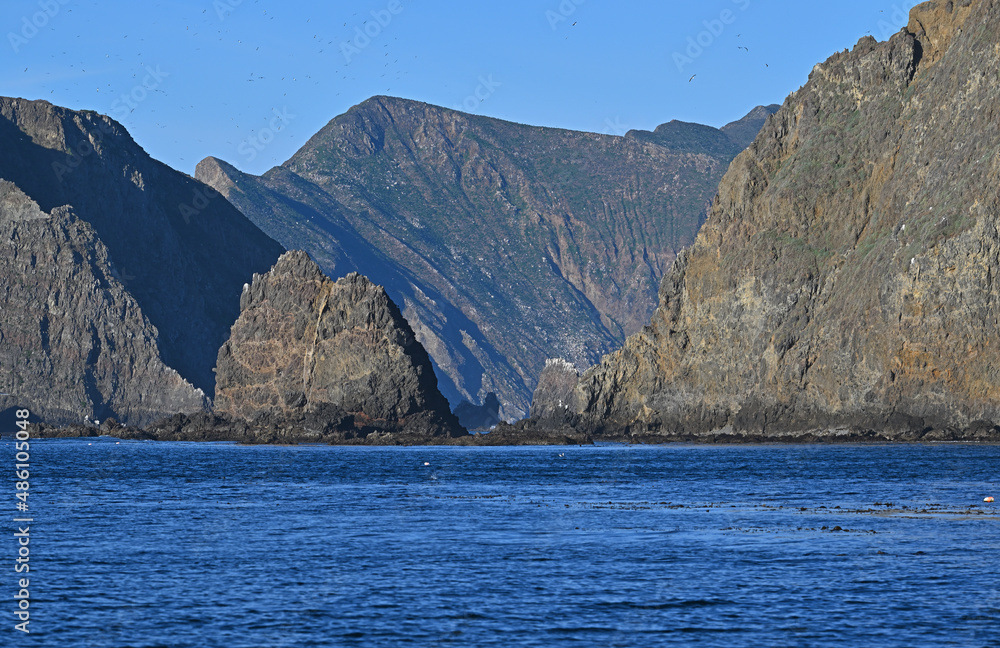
[15,2,811,171]
[16,0,414,165]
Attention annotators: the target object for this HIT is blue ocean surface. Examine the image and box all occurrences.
[8,440,1000,647]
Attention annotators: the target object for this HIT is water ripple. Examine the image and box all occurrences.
[17,441,1000,647]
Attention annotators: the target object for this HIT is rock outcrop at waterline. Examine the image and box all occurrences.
[529,359,581,426]
[527,0,1000,439]
[214,250,464,438]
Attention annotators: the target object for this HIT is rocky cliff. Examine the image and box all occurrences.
[215,250,463,438]
[0,97,284,425]
[0,182,207,426]
[529,359,581,425]
[533,0,1000,440]
[197,97,777,419]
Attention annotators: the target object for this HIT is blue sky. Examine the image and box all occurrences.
[3,0,920,176]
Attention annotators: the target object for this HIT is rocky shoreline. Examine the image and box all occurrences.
[26,416,1000,446]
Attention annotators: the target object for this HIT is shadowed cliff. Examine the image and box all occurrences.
[0,98,284,425]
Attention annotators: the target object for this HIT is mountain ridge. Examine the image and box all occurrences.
[198,96,778,419]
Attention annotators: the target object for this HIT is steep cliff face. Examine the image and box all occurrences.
[529,358,581,426]
[555,0,1000,438]
[215,251,463,437]
[0,97,285,409]
[197,98,776,419]
[0,182,207,426]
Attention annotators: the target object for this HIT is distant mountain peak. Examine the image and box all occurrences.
[719,104,782,150]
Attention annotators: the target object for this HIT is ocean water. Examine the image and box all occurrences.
[9,439,1000,647]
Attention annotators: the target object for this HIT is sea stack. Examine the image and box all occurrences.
[215,250,464,438]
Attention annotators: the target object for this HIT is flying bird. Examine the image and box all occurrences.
[689,74,696,82]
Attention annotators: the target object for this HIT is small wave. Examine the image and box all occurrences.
[546,626,619,633]
[595,598,733,610]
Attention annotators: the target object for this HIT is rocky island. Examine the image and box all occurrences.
[196,97,777,419]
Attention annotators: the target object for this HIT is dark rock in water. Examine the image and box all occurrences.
[197,98,779,419]
[0,97,284,426]
[214,250,464,438]
[521,0,1000,441]
[453,392,501,431]
[467,422,593,446]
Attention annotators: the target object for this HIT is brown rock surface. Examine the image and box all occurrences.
[529,358,581,424]
[215,250,463,438]
[540,0,1000,439]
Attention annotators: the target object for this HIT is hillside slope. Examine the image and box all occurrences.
[198,98,776,418]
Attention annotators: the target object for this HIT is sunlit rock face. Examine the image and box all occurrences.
[215,250,464,438]
[543,1,1000,438]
